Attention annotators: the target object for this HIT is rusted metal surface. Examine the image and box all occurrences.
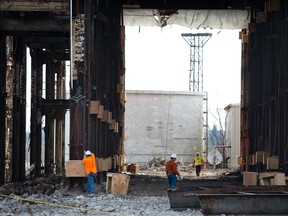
[0,0,69,12]
[11,37,27,182]
[167,179,242,209]
[169,185,288,214]
[240,1,288,170]
[198,193,288,215]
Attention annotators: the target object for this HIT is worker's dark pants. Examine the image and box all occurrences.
[87,172,96,194]
[195,165,202,177]
[167,174,176,189]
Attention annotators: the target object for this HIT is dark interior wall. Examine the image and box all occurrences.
[241,0,288,170]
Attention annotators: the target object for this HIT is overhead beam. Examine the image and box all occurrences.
[0,16,69,32]
[23,36,69,49]
[0,1,69,12]
[122,0,251,10]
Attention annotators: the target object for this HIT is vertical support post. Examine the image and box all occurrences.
[45,60,55,174]
[12,37,27,181]
[0,32,6,184]
[30,48,43,177]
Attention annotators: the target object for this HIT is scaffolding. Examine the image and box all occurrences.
[181,33,212,92]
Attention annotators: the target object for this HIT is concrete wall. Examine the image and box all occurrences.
[125,90,205,163]
[224,103,240,168]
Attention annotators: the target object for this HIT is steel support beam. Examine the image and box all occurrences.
[11,37,27,181]
[0,32,6,184]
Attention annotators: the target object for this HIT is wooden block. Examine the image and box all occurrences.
[239,31,243,40]
[120,92,126,104]
[101,110,112,123]
[237,156,244,166]
[100,157,112,171]
[89,100,100,114]
[247,155,255,166]
[241,34,249,43]
[116,154,124,166]
[97,105,104,119]
[285,177,288,185]
[65,160,86,177]
[109,119,117,130]
[256,12,267,23]
[120,75,125,85]
[259,178,271,185]
[106,173,130,194]
[129,163,139,174]
[116,84,123,93]
[267,156,279,170]
[274,173,286,185]
[255,151,265,164]
[243,172,257,186]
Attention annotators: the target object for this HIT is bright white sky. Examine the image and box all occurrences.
[125,25,241,126]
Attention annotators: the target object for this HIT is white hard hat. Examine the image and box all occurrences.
[196,152,200,155]
[171,153,177,158]
[85,150,92,156]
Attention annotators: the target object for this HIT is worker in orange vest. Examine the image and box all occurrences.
[166,153,182,190]
[82,150,97,194]
[193,152,204,177]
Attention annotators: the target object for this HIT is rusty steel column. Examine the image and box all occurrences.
[55,61,66,174]
[45,60,55,174]
[240,29,249,170]
[30,48,43,177]
[11,37,26,181]
[0,32,7,184]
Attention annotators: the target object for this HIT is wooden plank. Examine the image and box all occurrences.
[65,160,86,177]
[106,173,130,194]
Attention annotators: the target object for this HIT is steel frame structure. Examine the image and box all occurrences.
[181,33,212,92]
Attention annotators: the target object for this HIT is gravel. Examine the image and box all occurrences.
[0,191,204,216]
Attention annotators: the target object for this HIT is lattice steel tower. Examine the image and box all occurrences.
[181,33,212,92]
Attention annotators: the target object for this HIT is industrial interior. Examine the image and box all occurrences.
[0,0,288,188]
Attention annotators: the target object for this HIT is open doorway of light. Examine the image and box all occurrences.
[124,25,241,166]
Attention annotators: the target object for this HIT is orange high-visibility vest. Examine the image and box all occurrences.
[82,153,97,175]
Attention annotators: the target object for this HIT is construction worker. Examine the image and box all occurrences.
[82,150,97,194]
[193,152,204,177]
[166,153,182,190]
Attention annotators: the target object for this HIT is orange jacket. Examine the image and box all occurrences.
[166,159,180,176]
[82,153,97,175]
